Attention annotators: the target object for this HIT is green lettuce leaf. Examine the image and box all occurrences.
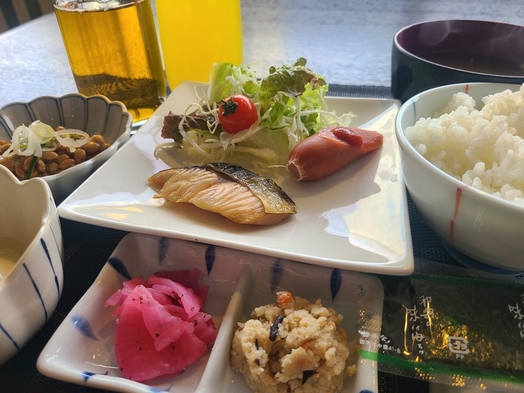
[258,57,326,112]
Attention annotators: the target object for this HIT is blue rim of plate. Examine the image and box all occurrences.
[441,240,524,277]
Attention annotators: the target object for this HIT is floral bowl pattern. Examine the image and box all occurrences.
[0,93,132,202]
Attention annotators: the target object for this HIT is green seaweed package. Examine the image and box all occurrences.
[369,275,524,391]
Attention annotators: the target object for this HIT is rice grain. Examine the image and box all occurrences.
[405,84,524,205]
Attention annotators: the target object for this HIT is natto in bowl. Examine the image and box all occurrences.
[0,93,132,203]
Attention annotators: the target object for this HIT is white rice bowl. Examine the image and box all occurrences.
[396,82,524,272]
[404,84,524,205]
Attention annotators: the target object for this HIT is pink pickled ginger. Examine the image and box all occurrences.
[104,269,217,382]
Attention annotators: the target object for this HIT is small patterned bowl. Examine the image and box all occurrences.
[0,165,63,365]
[0,93,132,202]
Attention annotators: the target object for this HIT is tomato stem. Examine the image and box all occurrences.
[220,97,238,117]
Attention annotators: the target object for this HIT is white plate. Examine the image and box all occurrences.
[37,233,384,392]
[58,82,413,275]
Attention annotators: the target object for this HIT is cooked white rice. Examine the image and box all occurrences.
[405,84,524,205]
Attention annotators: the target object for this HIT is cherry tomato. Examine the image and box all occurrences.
[218,95,258,134]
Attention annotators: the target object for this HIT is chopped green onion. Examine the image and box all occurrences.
[26,155,38,179]
[54,129,90,149]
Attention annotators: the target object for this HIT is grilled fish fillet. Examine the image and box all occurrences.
[148,163,297,225]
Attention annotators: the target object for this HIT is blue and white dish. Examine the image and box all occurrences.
[37,233,384,392]
[0,165,63,365]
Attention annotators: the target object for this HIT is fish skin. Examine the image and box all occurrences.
[205,163,296,215]
[148,163,297,225]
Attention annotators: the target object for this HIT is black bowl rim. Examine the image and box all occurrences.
[393,19,524,79]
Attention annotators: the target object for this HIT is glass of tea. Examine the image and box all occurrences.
[53,0,167,123]
[155,0,243,91]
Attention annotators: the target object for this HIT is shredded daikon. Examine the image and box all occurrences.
[165,59,355,169]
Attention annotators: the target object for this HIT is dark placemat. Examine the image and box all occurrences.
[0,84,439,392]
[328,84,393,99]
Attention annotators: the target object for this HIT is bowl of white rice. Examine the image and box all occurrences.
[396,82,524,271]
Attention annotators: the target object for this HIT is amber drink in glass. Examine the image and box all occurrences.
[53,0,166,122]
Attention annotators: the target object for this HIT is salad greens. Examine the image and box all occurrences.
[165,58,354,169]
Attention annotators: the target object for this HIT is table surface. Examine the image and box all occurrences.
[1,1,524,392]
[1,0,523,107]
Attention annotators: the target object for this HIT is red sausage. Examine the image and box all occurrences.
[286,126,383,181]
